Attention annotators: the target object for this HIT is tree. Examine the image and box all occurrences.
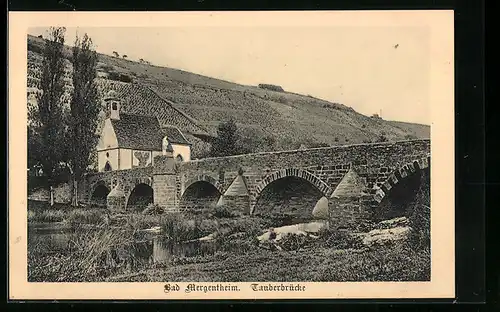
[112,51,119,57]
[210,118,240,157]
[67,33,101,206]
[28,27,68,206]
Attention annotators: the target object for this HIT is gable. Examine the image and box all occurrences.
[97,119,118,150]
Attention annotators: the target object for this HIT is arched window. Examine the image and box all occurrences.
[176,154,184,162]
[104,161,112,171]
[112,102,118,110]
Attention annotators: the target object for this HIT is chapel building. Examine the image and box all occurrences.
[96,90,192,172]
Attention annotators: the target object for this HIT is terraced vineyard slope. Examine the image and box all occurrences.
[27,34,430,157]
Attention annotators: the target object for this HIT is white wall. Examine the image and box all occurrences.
[98,149,119,172]
[172,144,191,162]
[120,148,132,170]
[97,119,118,151]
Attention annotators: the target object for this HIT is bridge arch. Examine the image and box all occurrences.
[90,181,111,208]
[182,174,224,198]
[251,168,332,218]
[126,182,154,212]
[179,176,223,214]
[89,180,111,207]
[373,154,431,220]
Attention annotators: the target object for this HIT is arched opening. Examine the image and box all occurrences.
[104,161,112,171]
[91,184,110,208]
[377,168,430,221]
[176,154,184,162]
[253,176,324,225]
[179,181,221,214]
[127,183,154,212]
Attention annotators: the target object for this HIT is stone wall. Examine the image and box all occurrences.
[81,140,431,223]
[157,139,431,214]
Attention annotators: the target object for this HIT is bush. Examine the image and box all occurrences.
[319,229,364,250]
[160,213,201,243]
[212,205,236,218]
[142,203,165,215]
[258,84,285,92]
[107,71,133,83]
[376,135,388,142]
[279,233,316,251]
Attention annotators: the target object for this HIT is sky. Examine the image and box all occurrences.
[29,26,430,125]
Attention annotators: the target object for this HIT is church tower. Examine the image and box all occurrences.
[104,90,120,120]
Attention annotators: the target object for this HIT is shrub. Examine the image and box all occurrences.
[319,229,364,250]
[404,134,418,140]
[212,205,236,218]
[107,71,133,83]
[376,135,388,142]
[198,219,219,236]
[258,84,284,92]
[160,213,201,243]
[279,233,316,251]
[228,217,264,237]
[142,203,165,215]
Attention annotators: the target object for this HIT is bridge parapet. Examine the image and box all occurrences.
[82,139,430,221]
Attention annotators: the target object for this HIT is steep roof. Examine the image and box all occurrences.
[110,113,163,151]
[161,126,191,145]
[96,79,210,136]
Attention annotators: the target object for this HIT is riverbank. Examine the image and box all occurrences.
[27,200,430,283]
[107,245,430,282]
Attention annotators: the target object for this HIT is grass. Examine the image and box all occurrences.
[28,223,138,282]
[28,197,430,283]
[107,244,430,282]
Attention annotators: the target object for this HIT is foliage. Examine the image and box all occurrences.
[28,27,68,196]
[65,209,108,226]
[212,205,236,218]
[28,209,65,223]
[318,229,365,250]
[404,134,418,140]
[107,71,133,82]
[258,84,285,92]
[209,118,244,157]
[142,203,165,215]
[160,213,201,243]
[67,33,101,205]
[377,135,388,142]
[407,172,431,250]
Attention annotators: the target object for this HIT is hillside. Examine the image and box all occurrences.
[27,34,430,156]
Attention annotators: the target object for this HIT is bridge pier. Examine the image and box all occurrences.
[217,194,251,215]
[152,152,179,212]
[107,183,126,211]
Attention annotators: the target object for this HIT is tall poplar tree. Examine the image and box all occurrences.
[29,27,68,206]
[67,33,100,206]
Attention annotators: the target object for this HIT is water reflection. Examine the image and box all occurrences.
[28,223,217,265]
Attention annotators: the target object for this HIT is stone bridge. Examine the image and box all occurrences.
[81,139,430,227]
